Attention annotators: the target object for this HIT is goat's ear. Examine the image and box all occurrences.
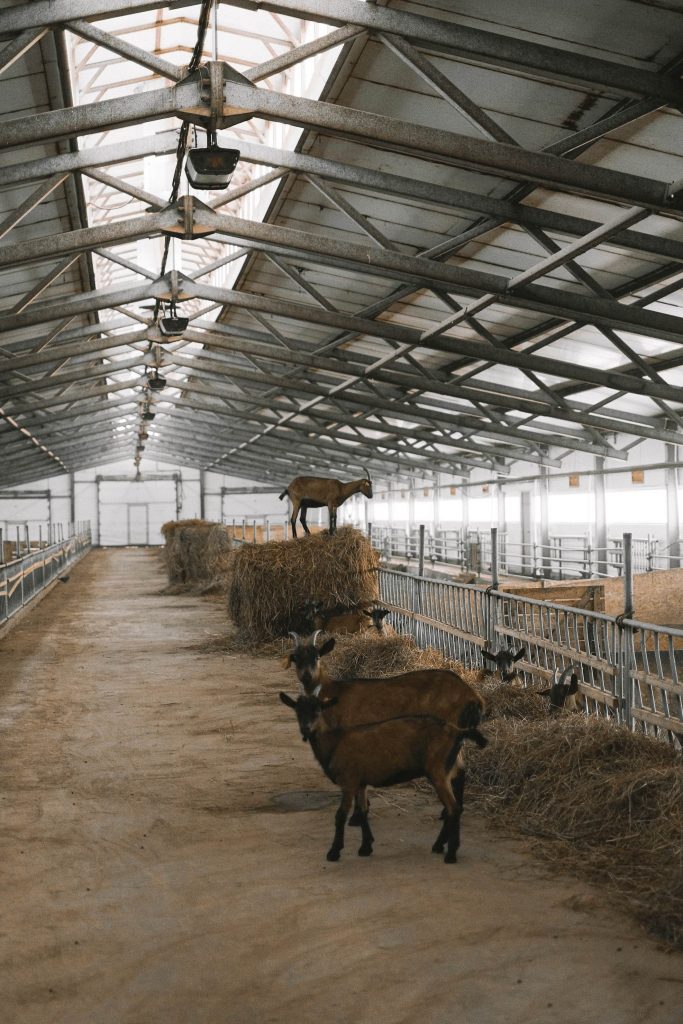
[482,649,497,662]
[513,647,525,662]
[375,608,390,620]
[281,653,293,670]
[279,692,297,708]
[319,636,336,655]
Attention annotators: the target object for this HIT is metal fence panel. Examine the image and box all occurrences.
[0,528,91,628]
[378,567,683,746]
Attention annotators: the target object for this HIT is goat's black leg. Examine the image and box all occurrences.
[348,786,369,826]
[299,505,311,535]
[432,777,460,863]
[328,506,336,535]
[327,792,352,861]
[444,807,462,864]
[357,811,374,857]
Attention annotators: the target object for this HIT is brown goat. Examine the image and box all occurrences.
[283,631,484,823]
[540,665,584,712]
[306,600,390,635]
[480,645,526,684]
[280,691,487,862]
[278,471,373,537]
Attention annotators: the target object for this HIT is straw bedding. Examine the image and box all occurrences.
[468,716,683,948]
[301,629,683,947]
[227,526,379,641]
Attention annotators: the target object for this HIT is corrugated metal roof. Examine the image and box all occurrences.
[1,0,683,487]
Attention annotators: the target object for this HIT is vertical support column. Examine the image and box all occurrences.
[414,525,425,648]
[520,491,532,576]
[199,470,206,521]
[496,480,506,572]
[665,442,680,568]
[69,472,76,536]
[95,477,102,547]
[174,474,181,521]
[617,532,635,730]
[487,527,500,652]
[408,480,415,557]
[461,486,469,569]
[539,467,550,578]
[594,456,607,577]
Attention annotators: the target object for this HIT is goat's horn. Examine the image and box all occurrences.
[311,629,322,647]
[288,631,300,646]
[363,466,371,480]
[558,664,574,686]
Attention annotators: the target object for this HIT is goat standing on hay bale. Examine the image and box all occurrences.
[279,470,373,537]
[280,690,487,862]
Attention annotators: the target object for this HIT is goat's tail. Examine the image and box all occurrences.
[457,698,485,732]
[444,729,488,775]
[444,699,488,774]
[279,488,288,501]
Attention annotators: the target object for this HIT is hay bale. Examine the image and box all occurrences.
[160,519,232,588]
[468,715,683,948]
[228,526,378,642]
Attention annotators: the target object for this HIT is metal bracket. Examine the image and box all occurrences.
[177,61,256,130]
[159,197,215,240]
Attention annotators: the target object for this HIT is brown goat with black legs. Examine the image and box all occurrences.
[278,471,373,537]
[280,691,487,862]
[283,631,485,825]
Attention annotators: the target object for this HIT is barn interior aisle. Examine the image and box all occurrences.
[0,548,679,1024]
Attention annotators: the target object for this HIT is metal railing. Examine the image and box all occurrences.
[369,523,682,580]
[377,529,683,747]
[0,524,92,627]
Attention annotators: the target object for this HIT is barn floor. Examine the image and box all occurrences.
[0,549,681,1024]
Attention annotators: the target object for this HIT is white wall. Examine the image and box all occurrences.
[0,459,291,547]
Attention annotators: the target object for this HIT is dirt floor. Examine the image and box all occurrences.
[1,548,681,1024]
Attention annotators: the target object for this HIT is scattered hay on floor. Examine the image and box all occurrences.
[228,526,379,642]
[188,627,286,659]
[467,715,683,948]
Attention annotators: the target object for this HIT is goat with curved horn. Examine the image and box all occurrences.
[278,472,373,537]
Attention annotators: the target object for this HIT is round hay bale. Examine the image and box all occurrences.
[228,526,379,642]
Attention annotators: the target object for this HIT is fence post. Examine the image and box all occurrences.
[617,532,635,730]
[413,526,425,647]
[0,527,3,565]
[367,522,372,546]
[487,528,500,652]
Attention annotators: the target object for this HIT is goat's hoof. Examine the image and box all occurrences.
[444,852,457,864]
[431,842,444,854]
[326,849,341,862]
[358,845,373,857]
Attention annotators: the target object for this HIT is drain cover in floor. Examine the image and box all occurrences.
[271,790,338,812]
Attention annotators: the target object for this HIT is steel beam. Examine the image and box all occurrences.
[5,0,683,105]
